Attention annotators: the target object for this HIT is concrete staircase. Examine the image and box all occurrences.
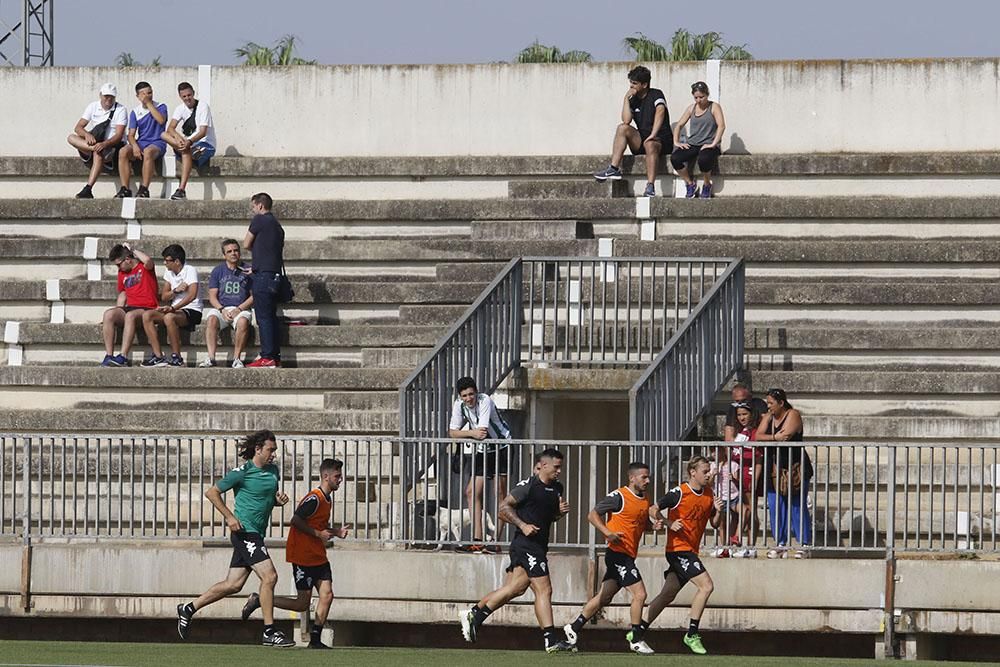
[0,155,997,445]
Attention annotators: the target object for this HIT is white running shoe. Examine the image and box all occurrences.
[562,623,578,646]
[198,358,216,368]
[629,639,655,655]
[231,358,245,368]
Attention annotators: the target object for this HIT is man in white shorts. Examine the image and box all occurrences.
[200,238,254,368]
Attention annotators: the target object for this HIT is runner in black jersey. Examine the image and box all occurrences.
[459,448,575,653]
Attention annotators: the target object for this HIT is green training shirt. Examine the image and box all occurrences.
[216,460,280,536]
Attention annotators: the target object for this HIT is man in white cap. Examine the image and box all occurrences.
[68,83,128,199]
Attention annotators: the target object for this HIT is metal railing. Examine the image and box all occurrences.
[4,433,1000,556]
[630,259,745,441]
[399,256,738,439]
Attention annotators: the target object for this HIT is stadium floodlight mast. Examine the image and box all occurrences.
[0,0,54,66]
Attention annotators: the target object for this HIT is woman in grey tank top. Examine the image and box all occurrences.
[670,81,726,199]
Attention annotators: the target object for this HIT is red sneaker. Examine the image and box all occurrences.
[246,357,279,368]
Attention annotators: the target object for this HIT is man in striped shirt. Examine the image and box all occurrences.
[449,376,512,552]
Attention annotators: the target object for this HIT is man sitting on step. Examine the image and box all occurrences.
[200,239,254,368]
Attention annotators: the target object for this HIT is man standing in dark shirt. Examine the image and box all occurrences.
[243,192,285,368]
[594,65,672,197]
[460,448,575,653]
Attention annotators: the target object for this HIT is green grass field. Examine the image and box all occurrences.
[0,642,992,667]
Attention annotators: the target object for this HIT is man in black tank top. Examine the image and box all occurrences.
[459,449,575,653]
[594,65,672,197]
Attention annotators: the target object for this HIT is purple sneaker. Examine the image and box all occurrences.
[685,182,699,198]
[700,183,713,198]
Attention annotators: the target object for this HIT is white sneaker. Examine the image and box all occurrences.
[459,608,475,642]
[231,358,245,368]
[198,358,216,368]
[629,639,655,655]
[562,623,578,646]
[731,547,747,558]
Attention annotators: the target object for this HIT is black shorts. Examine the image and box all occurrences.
[603,549,642,588]
[291,561,332,591]
[229,531,271,569]
[121,305,150,313]
[506,538,549,578]
[467,448,508,480]
[176,308,202,331]
[663,550,707,586]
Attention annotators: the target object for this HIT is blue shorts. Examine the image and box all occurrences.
[175,141,215,167]
[135,139,166,156]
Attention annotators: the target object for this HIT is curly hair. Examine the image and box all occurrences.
[239,429,276,460]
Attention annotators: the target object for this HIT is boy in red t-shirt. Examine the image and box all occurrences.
[100,243,158,366]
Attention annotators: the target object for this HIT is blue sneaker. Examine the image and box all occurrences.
[141,355,168,368]
[100,354,116,367]
[685,182,699,198]
[594,165,623,181]
[168,353,184,367]
[700,182,713,198]
[110,354,129,366]
[643,182,655,197]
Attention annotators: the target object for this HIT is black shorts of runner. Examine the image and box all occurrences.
[663,550,707,586]
[631,132,673,155]
[603,549,642,588]
[175,308,203,331]
[229,531,271,569]
[120,305,150,313]
[506,537,550,578]
[291,561,332,591]
[466,447,508,480]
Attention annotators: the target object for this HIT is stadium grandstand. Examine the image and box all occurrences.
[3,58,1000,662]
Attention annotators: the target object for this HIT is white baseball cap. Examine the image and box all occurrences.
[99,83,118,97]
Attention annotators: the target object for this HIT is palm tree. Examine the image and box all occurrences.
[515,40,592,64]
[622,29,753,61]
[115,52,161,67]
[234,34,316,66]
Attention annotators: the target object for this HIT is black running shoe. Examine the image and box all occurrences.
[241,592,260,621]
[136,185,150,198]
[170,188,187,200]
[308,641,331,649]
[76,185,94,199]
[176,603,193,639]
[262,628,295,648]
[114,186,132,199]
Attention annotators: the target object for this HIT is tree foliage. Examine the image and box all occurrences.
[115,52,161,67]
[623,29,752,61]
[515,40,592,64]
[234,34,316,66]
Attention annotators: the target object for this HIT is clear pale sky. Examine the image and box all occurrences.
[46,0,1000,66]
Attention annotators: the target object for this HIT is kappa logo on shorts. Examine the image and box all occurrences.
[245,540,257,556]
[527,554,538,571]
[678,556,690,572]
[295,567,304,582]
[616,564,628,581]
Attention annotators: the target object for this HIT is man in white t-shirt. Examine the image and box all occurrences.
[162,82,217,201]
[140,244,203,367]
[448,376,512,552]
[68,83,127,199]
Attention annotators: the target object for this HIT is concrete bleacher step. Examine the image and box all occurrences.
[0,408,400,434]
[9,154,1000,202]
[507,179,631,199]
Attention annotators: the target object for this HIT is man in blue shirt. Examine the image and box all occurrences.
[116,81,167,199]
[200,238,254,368]
[244,192,286,368]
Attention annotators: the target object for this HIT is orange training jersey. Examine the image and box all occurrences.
[286,487,332,566]
[604,486,651,559]
[662,482,715,553]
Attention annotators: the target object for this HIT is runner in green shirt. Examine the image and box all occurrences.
[176,429,295,648]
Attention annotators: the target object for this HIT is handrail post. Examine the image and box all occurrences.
[883,444,898,658]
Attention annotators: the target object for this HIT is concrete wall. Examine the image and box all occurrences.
[6,59,998,157]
